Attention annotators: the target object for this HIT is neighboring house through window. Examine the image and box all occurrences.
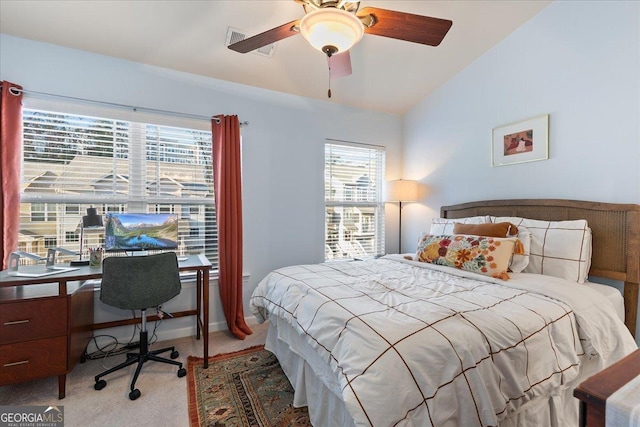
[19,105,217,267]
[324,140,385,260]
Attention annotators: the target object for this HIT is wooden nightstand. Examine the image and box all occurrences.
[574,349,640,427]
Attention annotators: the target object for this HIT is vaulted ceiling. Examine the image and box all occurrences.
[0,1,551,114]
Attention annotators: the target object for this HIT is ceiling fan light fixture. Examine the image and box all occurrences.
[300,8,364,55]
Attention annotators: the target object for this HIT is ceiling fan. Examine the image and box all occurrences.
[228,0,452,95]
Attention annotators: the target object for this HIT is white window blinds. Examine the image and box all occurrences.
[19,108,217,266]
[324,141,385,260]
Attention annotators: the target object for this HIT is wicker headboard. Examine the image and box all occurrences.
[441,199,640,337]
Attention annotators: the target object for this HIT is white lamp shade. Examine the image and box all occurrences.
[386,179,418,202]
[300,8,364,54]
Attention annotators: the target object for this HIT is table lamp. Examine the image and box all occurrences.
[386,179,418,253]
[70,207,103,266]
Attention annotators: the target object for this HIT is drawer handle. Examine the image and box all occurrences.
[3,319,30,326]
[4,360,29,367]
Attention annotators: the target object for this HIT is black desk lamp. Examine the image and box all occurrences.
[70,207,103,266]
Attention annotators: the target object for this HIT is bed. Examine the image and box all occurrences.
[251,199,640,426]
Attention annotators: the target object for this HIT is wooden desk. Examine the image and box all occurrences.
[0,254,212,398]
[574,349,640,427]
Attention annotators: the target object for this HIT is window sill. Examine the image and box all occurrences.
[85,270,251,291]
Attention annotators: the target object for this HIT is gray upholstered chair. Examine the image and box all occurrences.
[93,252,186,400]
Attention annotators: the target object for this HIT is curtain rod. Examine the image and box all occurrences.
[0,84,248,126]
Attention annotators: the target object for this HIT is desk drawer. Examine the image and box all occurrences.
[0,336,67,384]
[0,298,67,344]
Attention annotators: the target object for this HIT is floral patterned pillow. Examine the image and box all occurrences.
[415,234,518,280]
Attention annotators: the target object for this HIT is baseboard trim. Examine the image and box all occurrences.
[87,315,261,353]
[151,315,260,342]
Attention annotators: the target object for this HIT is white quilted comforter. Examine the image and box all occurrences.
[251,256,637,426]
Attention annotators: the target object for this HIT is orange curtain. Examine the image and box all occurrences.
[212,115,252,339]
[0,81,23,269]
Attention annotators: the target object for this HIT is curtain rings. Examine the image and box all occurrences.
[8,86,21,96]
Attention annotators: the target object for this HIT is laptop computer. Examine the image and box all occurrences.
[7,250,78,277]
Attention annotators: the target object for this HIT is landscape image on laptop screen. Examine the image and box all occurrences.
[105,213,178,251]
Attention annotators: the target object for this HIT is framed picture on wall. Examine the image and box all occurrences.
[491,114,549,167]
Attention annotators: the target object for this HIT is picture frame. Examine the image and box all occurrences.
[491,114,549,167]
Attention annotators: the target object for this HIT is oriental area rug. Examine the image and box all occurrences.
[187,346,311,427]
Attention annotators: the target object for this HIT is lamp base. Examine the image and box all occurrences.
[70,259,90,267]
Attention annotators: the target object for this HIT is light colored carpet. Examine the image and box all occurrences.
[0,322,269,427]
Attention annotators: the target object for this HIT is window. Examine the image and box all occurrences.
[30,203,56,222]
[65,205,80,215]
[44,237,57,248]
[30,203,45,222]
[19,107,217,267]
[324,141,385,260]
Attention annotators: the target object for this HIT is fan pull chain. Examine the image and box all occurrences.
[327,63,332,98]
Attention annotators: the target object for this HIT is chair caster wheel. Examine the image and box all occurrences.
[94,380,107,390]
[129,389,141,400]
[170,350,179,359]
[178,368,186,378]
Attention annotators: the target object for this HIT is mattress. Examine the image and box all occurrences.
[585,281,625,322]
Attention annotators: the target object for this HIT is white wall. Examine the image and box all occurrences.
[0,34,403,343]
[402,1,640,339]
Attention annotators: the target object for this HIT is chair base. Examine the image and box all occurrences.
[94,331,186,400]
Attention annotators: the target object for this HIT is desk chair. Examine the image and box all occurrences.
[93,252,186,400]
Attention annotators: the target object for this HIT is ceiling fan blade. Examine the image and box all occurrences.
[328,51,352,79]
[357,7,452,47]
[228,20,300,53]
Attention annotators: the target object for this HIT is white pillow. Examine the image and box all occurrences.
[494,216,592,283]
[429,216,491,236]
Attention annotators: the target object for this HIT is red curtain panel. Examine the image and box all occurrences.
[0,81,23,269]
[212,115,252,339]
